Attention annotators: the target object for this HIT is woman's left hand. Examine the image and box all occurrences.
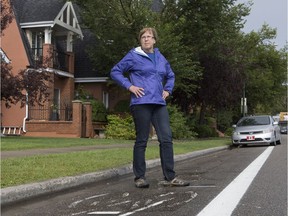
[162,91,169,100]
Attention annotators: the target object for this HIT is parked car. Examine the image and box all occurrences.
[232,115,281,146]
[279,122,288,134]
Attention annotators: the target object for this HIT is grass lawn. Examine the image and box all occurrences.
[1,136,135,151]
[1,137,230,188]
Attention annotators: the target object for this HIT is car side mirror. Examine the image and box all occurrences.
[232,124,236,128]
[273,122,278,125]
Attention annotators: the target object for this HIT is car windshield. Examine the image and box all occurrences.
[237,116,270,127]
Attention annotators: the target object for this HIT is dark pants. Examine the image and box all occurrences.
[130,104,176,181]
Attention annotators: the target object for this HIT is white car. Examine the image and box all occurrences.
[232,115,281,146]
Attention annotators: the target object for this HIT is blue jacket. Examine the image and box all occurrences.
[110,47,175,106]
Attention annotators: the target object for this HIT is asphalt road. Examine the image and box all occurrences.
[2,135,287,216]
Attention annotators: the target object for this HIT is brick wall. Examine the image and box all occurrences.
[25,100,93,138]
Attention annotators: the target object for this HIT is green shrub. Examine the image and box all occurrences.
[105,114,136,139]
[225,127,234,137]
[167,105,196,139]
[216,110,234,132]
[195,124,218,138]
[75,85,108,122]
[90,100,108,122]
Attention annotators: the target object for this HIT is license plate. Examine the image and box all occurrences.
[246,136,255,140]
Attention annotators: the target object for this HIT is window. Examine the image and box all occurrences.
[31,32,43,63]
[53,89,60,111]
[102,92,109,109]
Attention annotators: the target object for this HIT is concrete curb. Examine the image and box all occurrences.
[1,146,228,205]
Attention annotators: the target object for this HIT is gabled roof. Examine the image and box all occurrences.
[12,0,83,38]
[12,0,64,23]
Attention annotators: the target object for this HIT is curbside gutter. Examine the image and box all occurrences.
[1,146,228,206]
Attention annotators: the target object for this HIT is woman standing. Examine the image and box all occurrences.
[110,27,189,188]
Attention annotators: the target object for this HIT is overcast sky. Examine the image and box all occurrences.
[237,0,287,49]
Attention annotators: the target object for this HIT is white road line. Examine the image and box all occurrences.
[71,211,87,215]
[197,146,274,216]
[159,192,174,197]
[69,193,109,208]
[119,199,170,216]
[107,200,132,207]
[87,211,121,215]
[86,193,109,200]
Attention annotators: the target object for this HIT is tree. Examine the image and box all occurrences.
[179,0,286,121]
[1,0,13,35]
[1,63,52,108]
[1,0,52,108]
[242,26,287,114]
[175,0,251,123]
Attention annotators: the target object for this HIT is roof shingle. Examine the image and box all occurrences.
[12,0,65,23]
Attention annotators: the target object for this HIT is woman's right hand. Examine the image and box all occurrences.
[128,85,145,98]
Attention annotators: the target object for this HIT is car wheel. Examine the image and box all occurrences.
[276,139,281,145]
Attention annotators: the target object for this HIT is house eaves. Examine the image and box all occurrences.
[74,77,109,83]
[20,21,54,28]
[26,67,73,78]
[54,70,74,78]
[49,68,74,78]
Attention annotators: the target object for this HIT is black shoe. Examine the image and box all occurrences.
[135,178,149,188]
[160,177,190,187]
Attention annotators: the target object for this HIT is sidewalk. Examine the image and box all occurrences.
[1,145,228,206]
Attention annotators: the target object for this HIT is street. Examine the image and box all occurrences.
[2,135,287,216]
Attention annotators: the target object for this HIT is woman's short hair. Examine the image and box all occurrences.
[138,27,158,42]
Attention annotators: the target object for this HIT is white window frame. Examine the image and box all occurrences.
[102,92,109,109]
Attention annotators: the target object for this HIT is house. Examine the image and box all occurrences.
[1,0,112,138]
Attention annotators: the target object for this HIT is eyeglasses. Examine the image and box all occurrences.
[141,35,154,40]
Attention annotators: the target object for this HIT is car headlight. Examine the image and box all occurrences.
[233,131,240,135]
